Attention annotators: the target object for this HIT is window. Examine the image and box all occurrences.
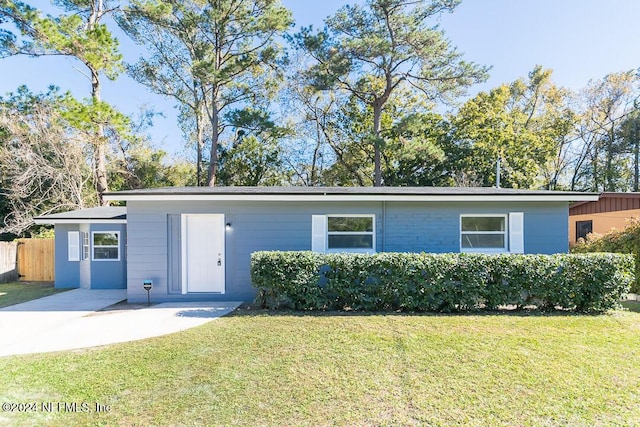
[460,215,507,252]
[92,232,120,261]
[312,215,375,253]
[328,216,374,250]
[82,232,90,260]
[576,220,593,241]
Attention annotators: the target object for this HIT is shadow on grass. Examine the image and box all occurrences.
[177,308,237,318]
[228,302,618,319]
[621,300,640,313]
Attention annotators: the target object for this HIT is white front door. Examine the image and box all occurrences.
[181,214,225,293]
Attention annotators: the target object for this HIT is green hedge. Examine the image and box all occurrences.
[250,251,634,313]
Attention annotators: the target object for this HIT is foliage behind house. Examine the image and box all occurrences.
[572,218,640,292]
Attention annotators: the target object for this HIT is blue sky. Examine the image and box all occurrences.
[2,0,640,157]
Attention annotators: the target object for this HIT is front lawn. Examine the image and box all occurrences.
[1,311,639,426]
[0,282,66,309]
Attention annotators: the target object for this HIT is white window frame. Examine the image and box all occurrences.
[326,214,376,254]
[311,214,376,254]
[82,231,90,260]
[91,231,120,261]
[460,214,508,253]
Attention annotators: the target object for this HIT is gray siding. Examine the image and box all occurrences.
[125,200,569,303]
[383,201,568,254]
[383,203,459,252]
[126,211,169,302]
[125,201,382,302]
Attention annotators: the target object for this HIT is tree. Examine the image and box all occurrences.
[294,0,488,186]
[0,87,92,235]
[515,67,577,190]
[117,1,209,185]
[570,71,640,191]
[381,112,452,186]
[452,66,575,189]
[99,107,199,189]
[217,108,291,185]
[278,62,342,186]
[119,0,293,186]
[281,56,455,187]
[110,144,197,189]
[318,90,382,186]
[0,0,125,205]
[619,110,640,191]
[312,86,451,187]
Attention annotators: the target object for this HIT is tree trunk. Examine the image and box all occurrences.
[196,104,204,186]
[310,116,322,185]
[94,134,109,205]
[592,149,600,192]
[89,0,109,205]
[91,66,109,205]
[206,93,219,187]
[373,104,382,187]
[605,133,615,191]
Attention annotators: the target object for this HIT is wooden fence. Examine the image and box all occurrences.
[16,238,55,282]
[0,241,18,283]
[0,239,55,283]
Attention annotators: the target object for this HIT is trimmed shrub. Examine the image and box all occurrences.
[251,251,325,310]
[251,251,634,313]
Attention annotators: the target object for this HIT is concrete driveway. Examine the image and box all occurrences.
[0,289,241,357]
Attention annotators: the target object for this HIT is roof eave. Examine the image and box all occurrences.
[102,193,600,203]
[600,192,640,197]
[33,218,127,225]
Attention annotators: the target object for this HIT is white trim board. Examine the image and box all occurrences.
[103,194,599,203]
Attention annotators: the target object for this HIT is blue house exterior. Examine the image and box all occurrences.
[37,187,598,303]
[108,187,597,303]
[34,207,127,290]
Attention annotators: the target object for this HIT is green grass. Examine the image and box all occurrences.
[0,282,67,308]
[1,310,640,426]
